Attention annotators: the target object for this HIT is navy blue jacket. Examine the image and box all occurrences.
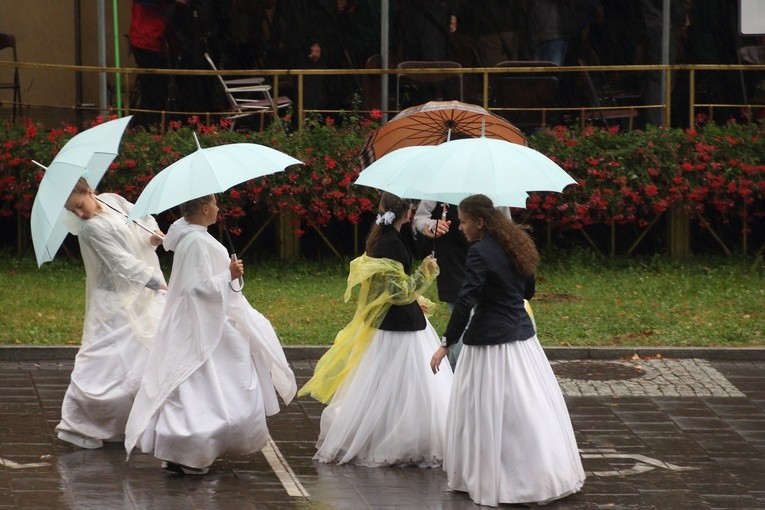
[443,234,535,346]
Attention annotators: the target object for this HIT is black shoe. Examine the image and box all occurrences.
[161,460,209,475]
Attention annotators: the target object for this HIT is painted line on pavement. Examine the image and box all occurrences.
[263,437,310,498]
[0,456,50,469]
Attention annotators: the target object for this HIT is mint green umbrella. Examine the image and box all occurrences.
[353,136,574,208]
[127,133,303,291]
[126,134,303,221]
[30,116,133,267]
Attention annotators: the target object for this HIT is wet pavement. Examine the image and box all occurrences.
[1,347,764,509]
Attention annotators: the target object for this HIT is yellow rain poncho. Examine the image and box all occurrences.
[298,253,439,404]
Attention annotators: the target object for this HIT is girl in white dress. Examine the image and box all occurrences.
[125,194,296,475]
[56,178,167,449]
[300,192,452,467]
[431,194,585,507]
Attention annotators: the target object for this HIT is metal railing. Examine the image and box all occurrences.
[0,60,764,131]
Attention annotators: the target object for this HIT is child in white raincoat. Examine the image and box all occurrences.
[56,177,167,449]
[125,194,296,475]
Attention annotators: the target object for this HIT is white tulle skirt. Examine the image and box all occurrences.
[315,323,453,467]
[136,322,269,469]
[444,336,585,507]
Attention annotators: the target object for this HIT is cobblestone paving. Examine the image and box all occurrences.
[553,358,746,398]
[1,355,764,509]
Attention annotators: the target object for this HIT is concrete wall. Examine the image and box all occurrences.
[0,0,133,125]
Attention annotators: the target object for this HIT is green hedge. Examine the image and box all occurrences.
[1,114,763,257]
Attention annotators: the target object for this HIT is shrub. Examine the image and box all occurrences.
[1,114,763,257]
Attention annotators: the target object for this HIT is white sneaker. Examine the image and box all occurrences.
[57,430,103,449]
[103,435,125,443]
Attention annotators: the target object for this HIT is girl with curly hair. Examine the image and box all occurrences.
[431,194,585,506]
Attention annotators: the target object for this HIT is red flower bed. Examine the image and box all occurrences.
[1,114,763,255]
[527,123,765,236]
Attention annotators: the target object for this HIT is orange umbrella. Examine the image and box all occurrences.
[360,100,527,168]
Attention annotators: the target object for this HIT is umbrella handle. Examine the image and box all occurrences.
[229,253,244,292]
[431,204,449,257]
[95,196,163,238]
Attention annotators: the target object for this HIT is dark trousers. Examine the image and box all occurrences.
[131,45,169,125]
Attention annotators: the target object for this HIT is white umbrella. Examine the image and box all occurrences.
[31,116,133,267]
[354,137,576,207]
[127,133,303,220]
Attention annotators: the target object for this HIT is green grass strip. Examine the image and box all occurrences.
[1,252,762,347]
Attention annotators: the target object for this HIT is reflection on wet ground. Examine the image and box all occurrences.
[1,353,764,509]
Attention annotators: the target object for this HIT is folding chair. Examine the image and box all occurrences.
[490,61,560,133]
[0,33,22,123]
[362,54,400,111]
[395,61,463,110]
[577,58,638,130]
[204,53,291,130]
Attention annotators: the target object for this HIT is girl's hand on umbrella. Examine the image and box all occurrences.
[422,219,449,239]
[431,219,451,238]
[229,256,244,281]
[149,230,165,246]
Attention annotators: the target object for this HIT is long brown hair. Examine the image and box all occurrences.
[364,192,411,255]
[458,194,539,277]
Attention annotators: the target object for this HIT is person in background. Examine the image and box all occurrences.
[165,0,228,115]
[396,0,456,62]
[638,0,690,126]
[453,0,527,66]
[300,192,452,468]
[527,0,578,65]
[56,177,167,450]
[221,0,262,70]
[125,194,296,475]
[431,194,585,507]
[412,201,466,368]
[394,0,458,107]
[280,0,344,112]
[128,0,179,126]
[337,0,381,105]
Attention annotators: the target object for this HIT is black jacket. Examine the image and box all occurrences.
[443,234,535,346]
[371,227,427,332]
[413,202,469,304]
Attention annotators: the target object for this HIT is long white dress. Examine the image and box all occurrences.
[304,230,453,468]
[445,337,586,507]
[125,218,296,470]
[55,193,166,444]
[315,325,452,467]
[442,234,584,507]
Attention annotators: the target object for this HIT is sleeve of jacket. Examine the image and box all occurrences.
[524,274,536,300]
[442,243,486,345]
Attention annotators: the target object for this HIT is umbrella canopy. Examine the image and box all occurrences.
[360,100,527,168]
[354,137,577,208]
[127,134,303,220]
[31,115,133,267]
